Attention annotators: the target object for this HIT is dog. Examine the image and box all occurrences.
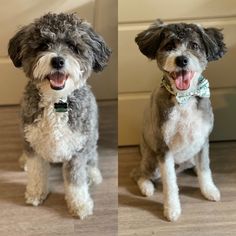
[132,20,226,222]
[8,13,111,219]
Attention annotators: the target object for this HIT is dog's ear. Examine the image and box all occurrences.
[200,27,227,61]
[8,26,28,68]
[81,22,112,72]
[135,20,165,59]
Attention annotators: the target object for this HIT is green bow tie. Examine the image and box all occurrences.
[161,75,210,105]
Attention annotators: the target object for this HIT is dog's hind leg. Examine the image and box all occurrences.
[135,163,160,197]
[195,141,220,201]
[25,155,50,206]
[133,139,159,197]
[137,176,155,197]
[63,155,94,219]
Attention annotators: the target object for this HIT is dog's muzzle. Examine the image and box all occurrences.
[47,72,68,90]
[46,57,68,90]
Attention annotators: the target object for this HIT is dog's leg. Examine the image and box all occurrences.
[135,137,159,197]
[86,148,102,186]
[25,155,50,206]
[63,157,93,219]
[136,158,157,197]
[195,141,220,201]
[159,152,181,222]
[137,177,155,197]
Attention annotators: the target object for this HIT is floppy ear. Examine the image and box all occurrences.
[200,27,227,61]
[8,26,28,68]
[135,20,165,59]
[82,23,112,72]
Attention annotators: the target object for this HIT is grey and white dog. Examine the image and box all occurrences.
[8,13,111,219]
[133,20,226,221]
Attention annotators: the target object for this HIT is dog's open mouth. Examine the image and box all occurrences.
[170,70,195,90]
[47,72,68,90]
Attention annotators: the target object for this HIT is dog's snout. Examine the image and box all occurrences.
[175,56,188,68]
[51,56,65,69]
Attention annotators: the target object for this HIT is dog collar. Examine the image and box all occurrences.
[161,75,210,105]
[54,100,68,112]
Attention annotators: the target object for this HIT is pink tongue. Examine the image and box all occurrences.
[48,73,67,88]
[174,71,193,90]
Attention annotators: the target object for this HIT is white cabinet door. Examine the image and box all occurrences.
[0,0,117,105]
[118,0,236,145]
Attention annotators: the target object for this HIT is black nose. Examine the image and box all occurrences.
[175,56,188,68]
[51,56,65,69]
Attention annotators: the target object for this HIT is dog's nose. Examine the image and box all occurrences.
[51,57,65,69]
[175,56,188,68]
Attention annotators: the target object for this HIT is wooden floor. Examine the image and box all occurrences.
[119,143,236,236]
[0,101,117,236]
[2,102,236,236]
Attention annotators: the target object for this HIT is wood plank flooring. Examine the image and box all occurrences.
[1,102,236,236]
[0,101,117,236]
[119,143,236,236]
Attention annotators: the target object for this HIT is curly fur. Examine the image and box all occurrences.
[8,12,111,219]
[133,20,226,222]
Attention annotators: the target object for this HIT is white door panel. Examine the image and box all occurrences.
[119,0,236,23]
[88,0,118,100]
[119,2,236,145]
[0,59,26,105]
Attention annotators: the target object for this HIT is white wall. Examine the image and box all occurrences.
[118,0,236,145]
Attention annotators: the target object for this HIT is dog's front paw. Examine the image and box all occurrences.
[25,190,49,206]
[137,178,154,197]
[164,205,181,222]
[68,198,94,220]
[87,167,103,186]
[202,185,221,202]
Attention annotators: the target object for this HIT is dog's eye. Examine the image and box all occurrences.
[164,42,176,51]
[67,42,78,53]
[38,43,49,51]
[190,42,199,50]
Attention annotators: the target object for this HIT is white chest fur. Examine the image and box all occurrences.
[24,101,86,162]
[162,98,212,164]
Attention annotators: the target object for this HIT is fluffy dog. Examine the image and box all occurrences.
[8,13,111,219]
[133,20,226,221]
